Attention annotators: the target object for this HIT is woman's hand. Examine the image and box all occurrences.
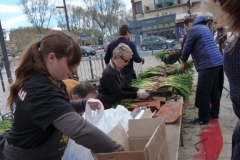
[137,90,149,99]
[87,98,101,110]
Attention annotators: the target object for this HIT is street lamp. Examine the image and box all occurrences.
[56,0,70,32]
[0,20,13,86]
[187,0,192,17]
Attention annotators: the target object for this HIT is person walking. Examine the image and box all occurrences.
[179,16,224,125]
[3,30,123,160]
[104,24,144,84]
[215,23,227,54]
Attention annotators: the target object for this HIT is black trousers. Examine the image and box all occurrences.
[195,66,224,123]
[124,72,137,85]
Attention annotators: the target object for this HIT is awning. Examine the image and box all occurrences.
[176,12,214,23]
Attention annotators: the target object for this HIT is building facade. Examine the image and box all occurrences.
[129,0,214,46]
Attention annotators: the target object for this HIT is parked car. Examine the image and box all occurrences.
[104,43,110,53]
[90,45,98,50]
[140,36,175,51]
[98,45,104,49]
[80,46,96,56]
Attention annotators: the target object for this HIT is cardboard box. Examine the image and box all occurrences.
[131,107,157,119]
[93,118,169,160]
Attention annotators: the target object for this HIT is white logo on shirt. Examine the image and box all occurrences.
[18,88,27,101]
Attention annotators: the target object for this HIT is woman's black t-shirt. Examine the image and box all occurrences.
[7,74,74,149]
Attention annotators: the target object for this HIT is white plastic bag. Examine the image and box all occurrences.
[63,100,132,160]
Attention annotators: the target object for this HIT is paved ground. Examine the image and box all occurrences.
[178,68,235,160]
[0,56,235,159]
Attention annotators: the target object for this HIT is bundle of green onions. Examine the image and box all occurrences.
[166,61,195,75]
[132,76,167,91]
[137,62,195,79]
[137,67,160,79]
[154,51,170,60]
[132,74,193,102]
[164,74,193,102]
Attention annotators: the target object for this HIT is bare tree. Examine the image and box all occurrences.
[106,8,133,42]
[18,0,55,36]
[55,7,67,31]
[124,8,134,22]
[82,0,126,39]
[55,5,103,45]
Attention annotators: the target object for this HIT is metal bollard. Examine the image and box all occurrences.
[100,54,104,71]
[0,69,5,92]
[88,56,94,79]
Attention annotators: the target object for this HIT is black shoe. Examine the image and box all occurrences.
[210,116,218,120]
[188,118,208,125]
[210,115,219,120]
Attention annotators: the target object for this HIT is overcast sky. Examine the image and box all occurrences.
[0,0,132,31]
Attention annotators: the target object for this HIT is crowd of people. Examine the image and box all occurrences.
[1,3,240,158]
[0,24,149,160]
[2,30,124,160]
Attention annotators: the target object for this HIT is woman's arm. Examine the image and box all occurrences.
[53,112,124,153]
[70,99,87,113]
[123,78,139,92]
[114,90,138,99]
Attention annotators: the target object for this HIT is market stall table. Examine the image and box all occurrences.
[165,96,183,160]
[128,96,184,160]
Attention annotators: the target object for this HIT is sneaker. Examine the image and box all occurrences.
[188,118,208,125]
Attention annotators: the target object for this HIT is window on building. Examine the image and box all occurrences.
[155,0,163,9]
[147,26,152,30]
[158,24,163,28]
[155,0,178,8]
[142,26,147,31]
[164,22,170,27]
[153,24,158,29]
[135,2,143,14]
[170,22,175,27]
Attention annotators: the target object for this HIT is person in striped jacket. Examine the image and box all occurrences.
[179,16,224,125]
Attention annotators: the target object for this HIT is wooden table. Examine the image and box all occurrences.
[165,97,183,160]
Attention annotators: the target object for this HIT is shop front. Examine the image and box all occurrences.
[128,14,176,46]
[128,12,214,47]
